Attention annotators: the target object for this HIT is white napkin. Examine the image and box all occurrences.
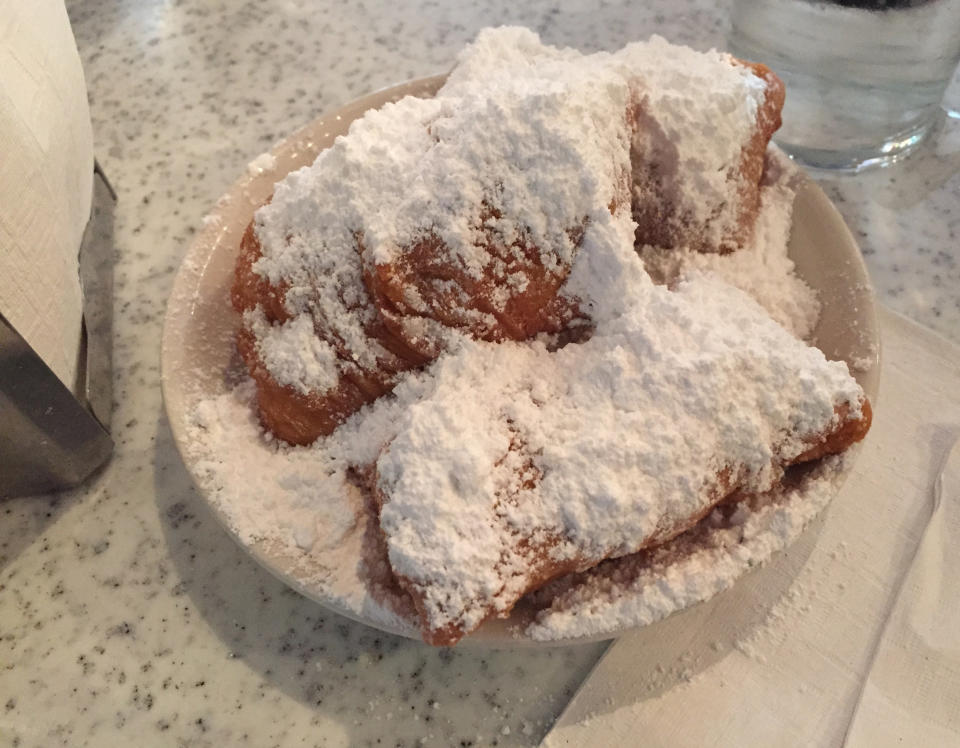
[843,435,960,746]
[0,0,93,391]
[543,307,960,747]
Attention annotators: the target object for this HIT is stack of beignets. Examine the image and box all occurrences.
[232,27,871,645]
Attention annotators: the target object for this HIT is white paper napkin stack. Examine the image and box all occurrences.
[0,0,93,391]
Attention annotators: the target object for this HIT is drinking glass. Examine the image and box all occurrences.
[729,0,960,170]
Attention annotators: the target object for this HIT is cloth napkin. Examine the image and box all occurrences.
[543,307,960,747]
[0,0,93,390]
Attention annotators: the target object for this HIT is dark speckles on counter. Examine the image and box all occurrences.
[2,0,957,746]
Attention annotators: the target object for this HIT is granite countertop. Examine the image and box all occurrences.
[2,1,958,746]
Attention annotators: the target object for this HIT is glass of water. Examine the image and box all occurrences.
[729,0,960,171]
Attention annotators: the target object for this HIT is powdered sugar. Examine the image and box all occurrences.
[374,272,860,637]
[525,455,851,640]
[613,36,768,248]
[246,151,277,177]
[188,365,436,548]
[189,380,355,552]
[246,27,770,390]
[181,27,870,644]
[245,309,340,396]
[640,151,821,339]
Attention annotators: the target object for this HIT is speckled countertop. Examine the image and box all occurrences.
[2,1,958,746]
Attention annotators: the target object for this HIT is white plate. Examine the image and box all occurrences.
[161,77,880,646]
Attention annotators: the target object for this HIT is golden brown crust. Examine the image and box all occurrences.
[364,218,587,350]
[233,213,588,443]
[232,222,434,444]
[794,399,872,463]
[232,221,291,324]
[235,325,369,444]
[730,60,786,254]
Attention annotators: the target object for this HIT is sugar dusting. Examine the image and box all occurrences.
[640,150,820,340]
[246,151,277,176]
[373,268,860,637]
[524,455,852,641]
[183,28,867,643]
[247,26,771,389]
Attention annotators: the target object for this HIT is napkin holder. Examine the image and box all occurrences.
[0,163,115,497]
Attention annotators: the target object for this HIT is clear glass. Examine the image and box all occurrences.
[729,0,960,171]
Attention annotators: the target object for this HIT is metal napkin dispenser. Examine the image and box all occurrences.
[0,164,114,497]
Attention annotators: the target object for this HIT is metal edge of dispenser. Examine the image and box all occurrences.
[78,162,115,431]
[0,312,113,497]
[0,165,115,498]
